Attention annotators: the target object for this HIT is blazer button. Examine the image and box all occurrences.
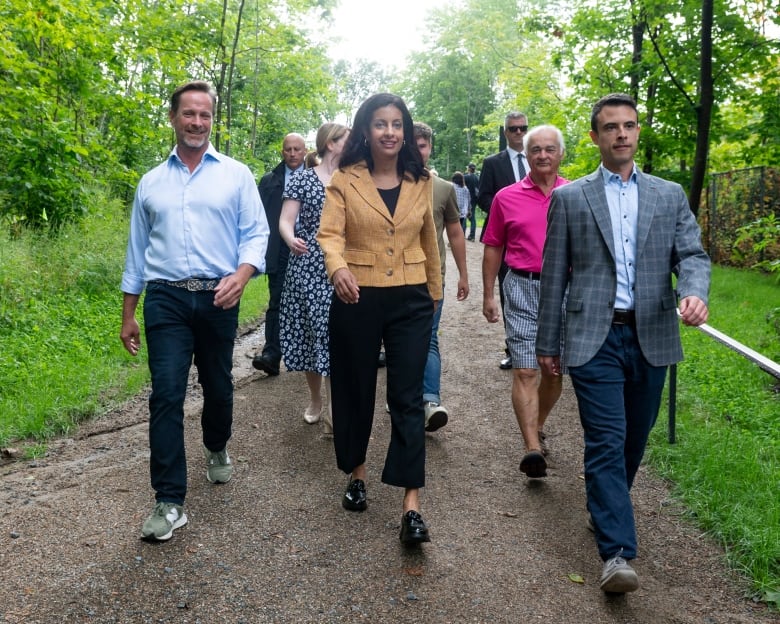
[387,228,394,236]
[386,269,393,276]
[387,249,394,256]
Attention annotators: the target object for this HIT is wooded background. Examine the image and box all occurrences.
[1,0,777,231]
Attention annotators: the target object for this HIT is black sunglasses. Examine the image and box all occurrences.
[506,125,528,133]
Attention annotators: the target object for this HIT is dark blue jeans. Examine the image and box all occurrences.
[144,283,239,505]
[568,324,667,561]
[467,208,477,239]
[423,293,444,405]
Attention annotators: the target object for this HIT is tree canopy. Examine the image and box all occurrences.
[0,0,777,229]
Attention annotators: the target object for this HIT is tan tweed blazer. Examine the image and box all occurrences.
[317,162,442,301]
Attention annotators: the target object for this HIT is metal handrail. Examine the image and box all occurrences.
[668,316,780,443]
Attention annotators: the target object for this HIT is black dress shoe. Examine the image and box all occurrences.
[519,450,548,478]
[252,354,280,376]
[499,356,512,370]
[400,510,430,544]
[342,479,367,512]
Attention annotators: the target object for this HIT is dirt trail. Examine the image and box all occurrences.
[1,237,774,623]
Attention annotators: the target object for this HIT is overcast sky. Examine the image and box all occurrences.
[326,0,453,69]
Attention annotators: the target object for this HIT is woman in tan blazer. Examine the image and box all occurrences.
[317,93,442,546]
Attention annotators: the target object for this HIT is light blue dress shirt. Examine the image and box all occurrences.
[601,165,638,310]
[121,144,270,295]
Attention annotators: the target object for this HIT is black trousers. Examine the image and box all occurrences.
[329,284,433,489]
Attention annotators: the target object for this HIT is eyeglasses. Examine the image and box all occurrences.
[506,125,528,133]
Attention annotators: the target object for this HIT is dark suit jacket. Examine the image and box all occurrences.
[536,168,711,368]
[464,171,479,206]
[258,161,293,274]
[477,150,516,214]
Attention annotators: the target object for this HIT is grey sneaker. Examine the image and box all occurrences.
[204,445,233,483]
[599,555,639,593]
[424,402,449,432]
[141,502,187,541]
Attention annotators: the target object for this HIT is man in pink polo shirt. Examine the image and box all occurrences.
[482,125,568,479]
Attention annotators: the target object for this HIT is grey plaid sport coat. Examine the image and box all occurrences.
[536,168,711,368]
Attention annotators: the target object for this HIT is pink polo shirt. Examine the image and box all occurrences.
[482,175,569,273]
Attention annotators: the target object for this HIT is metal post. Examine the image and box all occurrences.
[668,363,677,444]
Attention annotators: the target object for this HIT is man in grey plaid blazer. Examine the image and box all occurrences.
[536,94,710,594]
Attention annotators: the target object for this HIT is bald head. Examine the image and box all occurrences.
[282,133,306,169]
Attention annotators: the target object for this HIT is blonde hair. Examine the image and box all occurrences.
[315,122,349,158]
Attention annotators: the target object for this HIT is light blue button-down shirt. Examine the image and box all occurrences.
[601,165,638,310]
[121,144,270,295]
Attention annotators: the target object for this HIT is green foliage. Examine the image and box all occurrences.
[0,0,341,233]
[647,265,780,603]
[703,167,780,266]
[0,197,268,446]
[733,212,780,280]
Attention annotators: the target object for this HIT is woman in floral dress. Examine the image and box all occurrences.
[279,122,349,433]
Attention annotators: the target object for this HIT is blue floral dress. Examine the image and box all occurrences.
[279,168,333,375]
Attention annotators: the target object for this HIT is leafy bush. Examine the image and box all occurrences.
[733,212,780,282]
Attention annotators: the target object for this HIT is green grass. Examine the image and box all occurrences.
[647,265,780,606]
[0,197,267,447]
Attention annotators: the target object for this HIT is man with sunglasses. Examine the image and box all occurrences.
[477,112,529,370]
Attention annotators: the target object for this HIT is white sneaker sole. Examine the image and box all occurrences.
[600,569,639,593]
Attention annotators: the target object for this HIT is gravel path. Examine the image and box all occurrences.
[1,237,775,623]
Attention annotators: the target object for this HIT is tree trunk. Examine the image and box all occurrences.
[688,0,714,216]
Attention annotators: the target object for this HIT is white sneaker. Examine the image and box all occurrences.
[424,402,449,432]
[599,555,639,593]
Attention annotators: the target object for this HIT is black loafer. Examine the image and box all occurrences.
[399,510,430,545]
[499,356,512,370]
[342,479,367,512]
[252,354,280,376]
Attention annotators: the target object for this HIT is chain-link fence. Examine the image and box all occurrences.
[701,166,780,266]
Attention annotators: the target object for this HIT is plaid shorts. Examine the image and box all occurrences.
[502,271,566,371]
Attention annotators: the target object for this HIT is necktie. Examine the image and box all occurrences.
[517,153,526,181]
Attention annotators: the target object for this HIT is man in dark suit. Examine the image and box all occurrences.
[464,163,479,242]
[537,93,710,594]
[252,133,306,376]
[477,112,529,369]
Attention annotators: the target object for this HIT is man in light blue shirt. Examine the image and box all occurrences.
[120,80,269,542]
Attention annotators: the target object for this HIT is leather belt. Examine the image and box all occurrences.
[612,309,636,326]
[150,278,220,292]
[510,268,541,281]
